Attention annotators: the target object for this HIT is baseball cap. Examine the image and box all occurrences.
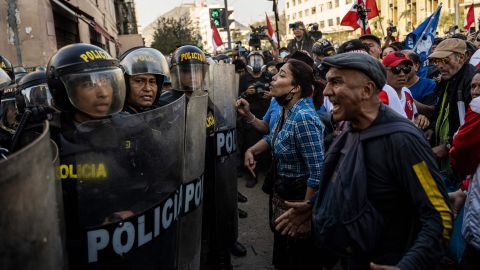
[382,52,413,67]
[428,38,467,59]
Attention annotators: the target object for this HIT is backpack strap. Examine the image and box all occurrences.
[359,121,426,143]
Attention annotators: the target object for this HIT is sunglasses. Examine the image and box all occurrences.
[388,65,412,75]
[429,57,450,65]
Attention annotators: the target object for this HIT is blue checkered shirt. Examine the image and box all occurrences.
[264,98,325,189]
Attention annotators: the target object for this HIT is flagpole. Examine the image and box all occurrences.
[413,3,442,51]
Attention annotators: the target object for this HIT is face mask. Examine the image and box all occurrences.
[276,86,296,106]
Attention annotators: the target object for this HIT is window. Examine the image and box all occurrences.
[328,19,333,26]
[327,2,332,9]
[305,9,309,16]
[311,7,316,14]
[287,2,289,8]
[320,4,323,12]
[287,15,290,20]
[346,0,353,3]
[293,13,297,19]
[298,0,302,4]
[320,21,325,28]
[293,0,296,6]
[336,17,340,25]
[299,11,303,18]
[335,0,339,7]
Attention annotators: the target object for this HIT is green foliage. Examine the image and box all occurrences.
[151,16,202,55]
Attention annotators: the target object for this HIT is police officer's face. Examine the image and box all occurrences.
[128,74,157,108]
[179,66,203,90]
[75,78,113,117]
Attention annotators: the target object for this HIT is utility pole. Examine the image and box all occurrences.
[455,0,459,27]
[224,0,232,49]
[272,0,281,44]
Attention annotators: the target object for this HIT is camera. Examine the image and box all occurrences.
[308,23,322,41]
[240,81,270,98]
[249,25,268,49]
[289,22,300,29]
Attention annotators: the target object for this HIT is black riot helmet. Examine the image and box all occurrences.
[47,43,126,118]
[170,45,209,92]
[16,71,53,112]
[246,51,266,74]
[119,46,170,104]
[312,39,335,59]
[0,55,15,82]
[0,84,19,131]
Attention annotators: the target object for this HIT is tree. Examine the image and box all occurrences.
[150,16,202,55]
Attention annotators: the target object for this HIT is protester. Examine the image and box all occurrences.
[244,59,324,270]
[382,51,430,127]
[402,50,437,118]
[275,52,452,270]
[449,71,480,270]
[360,34,383,59]
[426,38,476,191]
[382,44,399,58]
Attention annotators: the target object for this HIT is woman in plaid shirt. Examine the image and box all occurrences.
[243,59,325,270]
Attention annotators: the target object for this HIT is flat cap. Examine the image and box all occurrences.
[428,38,466,59]
[322,52,386,90]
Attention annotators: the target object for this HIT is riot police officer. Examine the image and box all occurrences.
[16,70,53,113]
[0,55,15,83]
[119,46,170,113]
[0,68,14,149]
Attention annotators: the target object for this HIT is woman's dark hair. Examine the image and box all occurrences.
[286,59,323,103]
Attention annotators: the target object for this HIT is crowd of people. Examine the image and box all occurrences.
[1,18,480,270]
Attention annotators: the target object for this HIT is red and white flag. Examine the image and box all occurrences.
[464,4,475,30]
[266,14,278,48]
[340,0,376,34]
[211,21,223,54]
[366,0,379,19]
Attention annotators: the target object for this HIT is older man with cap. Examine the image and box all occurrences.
[360,34,383,59]
[426,38,476,191]
[274,52,452,270]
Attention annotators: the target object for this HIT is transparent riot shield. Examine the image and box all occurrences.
[210,63,239,256]
[177,92,208,270]
[59,96,186,269]
[0,121,64,269]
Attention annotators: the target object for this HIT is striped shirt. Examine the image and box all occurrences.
[264,98,325,189]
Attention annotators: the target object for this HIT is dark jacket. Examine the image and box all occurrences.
[430,63,476,144]
[287,36,315,55]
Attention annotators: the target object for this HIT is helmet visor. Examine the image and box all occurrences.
[171,63,209,92]
[0,98,18,127]
[21,83,53,107]
[60,68,126,118]
[0,68,12,89]
[120,48,170,77]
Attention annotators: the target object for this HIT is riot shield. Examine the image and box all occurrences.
[0,121,64,269]
[208,63,239,259]
[59,96,186,269]
[177,92,208,270]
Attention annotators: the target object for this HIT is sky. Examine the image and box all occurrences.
[135,0,285,29]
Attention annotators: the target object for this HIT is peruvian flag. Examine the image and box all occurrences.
[340,0,377,34]
[464,4,475,30]
[266,14,278,48]
[211,21,223,53]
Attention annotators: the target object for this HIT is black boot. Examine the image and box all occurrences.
[237,191,248,203]
[238,208,248,218]
[230,241,247,257]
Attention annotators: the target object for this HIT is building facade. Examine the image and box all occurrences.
[378,0,471,39]
[284,0,355,40]
[0,0,120,69]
